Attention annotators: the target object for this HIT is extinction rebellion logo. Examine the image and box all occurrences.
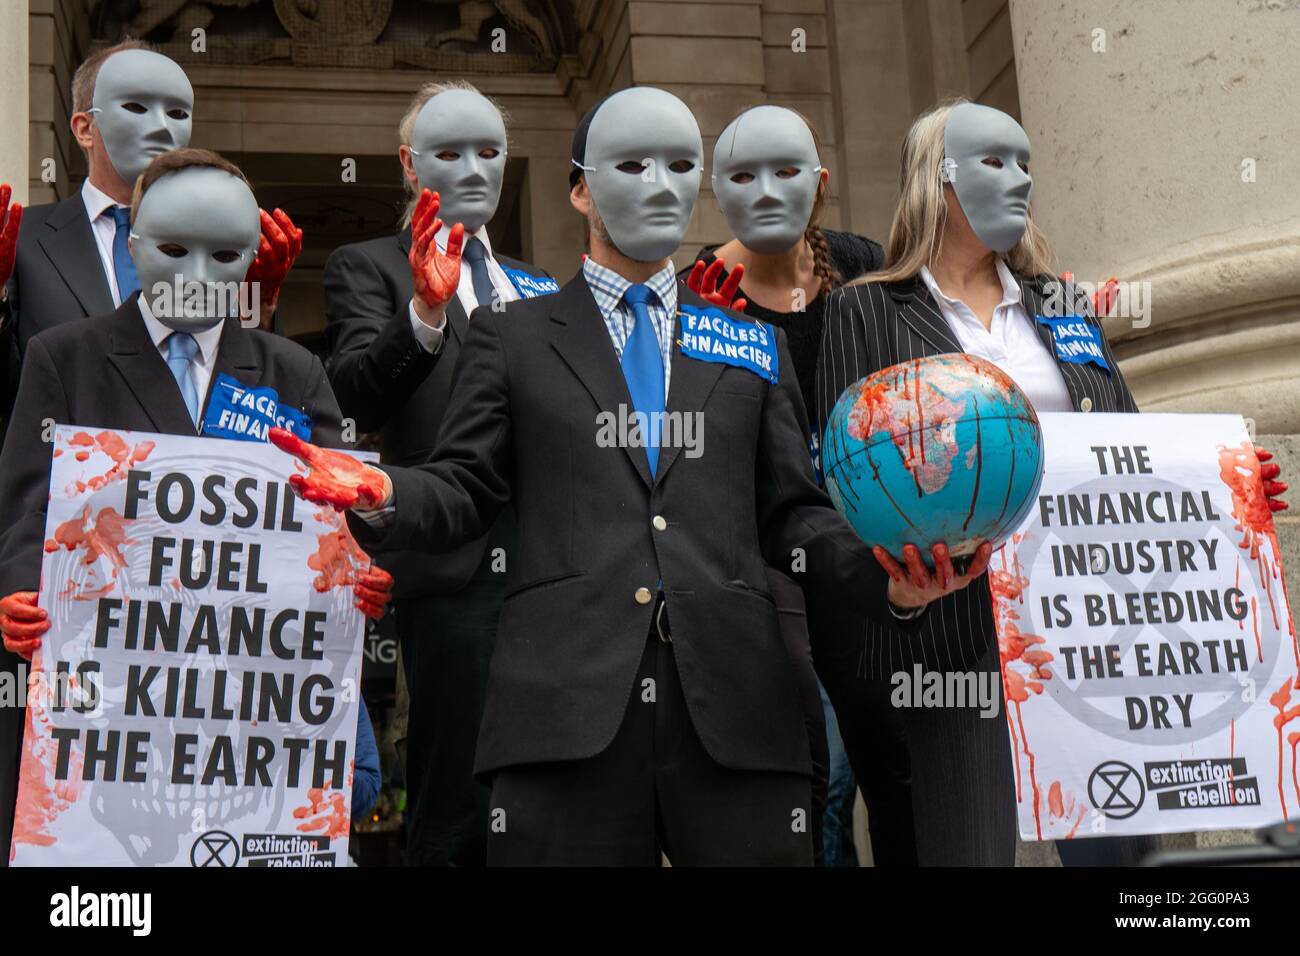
[191,830,335,867]
[1088,757,1260,819]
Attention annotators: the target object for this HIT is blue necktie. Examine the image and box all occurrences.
[166,332,201,426]
[462,236,497,310]
[110,206,140,301]
[620,284,666,476]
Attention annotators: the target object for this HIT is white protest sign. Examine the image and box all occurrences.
[12,426,372,866]
[991,413,1297,840]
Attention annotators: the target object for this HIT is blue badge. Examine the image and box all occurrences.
[677,305,779,384]
[501,265,560,299]
[201,373,313,443]
[1035,315,1110,372]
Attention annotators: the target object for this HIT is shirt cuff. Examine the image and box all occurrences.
[409,299,447,354]
[353,503,396,528]
[889,601,926,620]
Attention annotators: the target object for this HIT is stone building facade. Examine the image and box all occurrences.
[6,0,1298,862]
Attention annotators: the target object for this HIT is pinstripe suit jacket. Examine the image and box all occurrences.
[813,270,1139,677]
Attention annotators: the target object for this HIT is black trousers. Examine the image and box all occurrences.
[765,567,830,866]
[396,555,504,866]
[806,597,919,867]
[486,628,814,866]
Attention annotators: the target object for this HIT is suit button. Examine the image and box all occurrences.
[1080,397,1094,412]
[634,587,653,605]
[652,515,667,532]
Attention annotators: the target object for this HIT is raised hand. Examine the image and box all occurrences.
[1,591,50,661]
[353,564,394,620]
[1093,276,1120,317]
[408,188,464,318]
[874,541,994,610]
[245,207,303,325]
[687,258,747,312]
[1254,445,1289,513]
[268,427,391,512]
[0,184,23,295]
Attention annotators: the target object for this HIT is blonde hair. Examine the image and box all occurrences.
[854,97,1056,286]
[397,79,510,228]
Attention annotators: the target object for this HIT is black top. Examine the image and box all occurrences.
[684,229,884,417]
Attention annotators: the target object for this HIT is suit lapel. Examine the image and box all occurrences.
[105,296,203,435]
[654,284,727,485]
[38,196,115,318]
[547,274,652,489]
[201,316,261,425]
[889,278,964,355]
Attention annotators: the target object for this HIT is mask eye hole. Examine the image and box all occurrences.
[981,157,1005,169]
[122,102,147,114]
[157,243,187,259]
[729,172,755,184]
[1017,160,1030,174]
[667,160,695,174]
[479,147,500,159]
[212,250,242,264]
[776,166,800,179]
[435,150,460,161]
[615,160,647,175]
[167,108,190,121]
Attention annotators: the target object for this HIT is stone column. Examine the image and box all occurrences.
[3,0,30,200]
[1009,0,1300,851]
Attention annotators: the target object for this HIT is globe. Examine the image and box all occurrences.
[822,353,1044,561]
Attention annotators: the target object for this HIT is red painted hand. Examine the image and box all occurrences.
[245,208,303,323]
[353,564,394,620]
[1,591,50,661]
[408,189,464,313]
[874,541,994,609]
[687,258,748,312]
[268,427,390,511]
[1254,445,1289,513]
[1093,276,1120,317]
[0,184,23,295]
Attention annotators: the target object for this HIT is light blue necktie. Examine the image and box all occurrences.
[166,331,201,426]
[620,284,666,476]
[462,236,497,310]
[110,206,140,300]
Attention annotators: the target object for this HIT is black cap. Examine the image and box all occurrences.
[570,94,614,188]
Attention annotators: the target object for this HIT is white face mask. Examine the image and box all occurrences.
[712,106,822,255]
[942,103,1033,254]
[89,50,194,188]
[131,167,260,332]
[408,89,508,234]
[577,87,703,263]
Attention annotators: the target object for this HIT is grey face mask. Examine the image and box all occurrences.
[712,106,822,255]
[576,87,703,262]
[130,166,260,332]
[89,50,194,188]
[942,103,1033,254]
[409,89,508,234]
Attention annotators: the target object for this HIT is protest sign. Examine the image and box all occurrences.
[991,413,1297,840]
[11,426,372,866]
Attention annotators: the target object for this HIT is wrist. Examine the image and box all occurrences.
[412,295,447,330]
[886,578,923,609]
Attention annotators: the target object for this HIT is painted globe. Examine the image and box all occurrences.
[821,353,1044,559]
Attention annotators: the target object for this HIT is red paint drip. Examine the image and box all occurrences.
[292,786,350,840]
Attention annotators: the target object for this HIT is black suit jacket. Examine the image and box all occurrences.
[323,231,549,598]
[813,271,1139,678]
[0,295,343,863]
[347,273,918,779]
[0,195,114,415]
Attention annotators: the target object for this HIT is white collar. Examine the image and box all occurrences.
[81,178,126,222]
[436,221,493,255]
[136,294,225,365]
[919,257,1022,309]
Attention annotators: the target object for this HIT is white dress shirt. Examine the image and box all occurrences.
[919,258,1074,414]
[82,179,132,308]
[408,224,520,353]
[136,295,224,411]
